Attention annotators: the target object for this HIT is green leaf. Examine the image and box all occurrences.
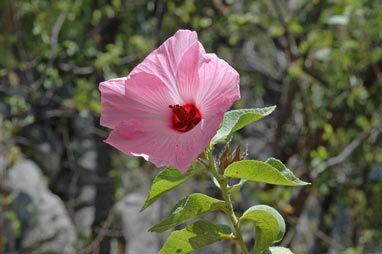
[159,220,234,254]
[228,179,248,193]
[150,193,227,232]
[265,247,295,254]
[239,205,286,254]
[224,158,310,186]
[140,164,205,212]
[211,106,276,144]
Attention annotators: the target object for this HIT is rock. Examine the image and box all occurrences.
[5,157,77,254]
[115,193,161,254]
[78,150,97,171]
[74,206,94,238]
[74,186,96,237]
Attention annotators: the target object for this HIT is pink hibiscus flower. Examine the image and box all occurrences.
[99,29,240,173]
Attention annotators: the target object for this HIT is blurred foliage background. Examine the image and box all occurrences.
[0,0,381,253]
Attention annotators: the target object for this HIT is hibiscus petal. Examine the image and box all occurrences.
[172,114,224,172]
[176,41,200,104]
[105,118,178,169]
[129,30,205,102]
[124,72,175,121]
[196,53,240,115]
[99,72,174,129]
[105,114,222,173]
[99,77,127,128]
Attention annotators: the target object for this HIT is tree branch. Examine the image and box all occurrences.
[325,122,382,168]
[30,10,68,91]
[79,205,116,254]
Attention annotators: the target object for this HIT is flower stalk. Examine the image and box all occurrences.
[207,146,249,254]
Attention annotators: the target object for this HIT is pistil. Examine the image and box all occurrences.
[169,104,202,132]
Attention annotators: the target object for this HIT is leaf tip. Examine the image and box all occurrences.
[139,203,148,212]
[266,105,277,115]
[148,226,159,232]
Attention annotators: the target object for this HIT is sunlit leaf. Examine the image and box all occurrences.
[159,220,233,254]
[150,193,226,232]
[239,205,285,254]
[140,164,205,211]
[224,158,310,186]
[211,106,276,145]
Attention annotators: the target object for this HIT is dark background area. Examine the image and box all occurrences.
[0,0,381,253]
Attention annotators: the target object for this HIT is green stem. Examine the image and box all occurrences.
[207,147,249,254]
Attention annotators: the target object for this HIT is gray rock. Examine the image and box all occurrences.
[5,157,77,254]
[116,193,161,254]
[74,206,94,238]
[78,150,97,171]
[74,186,96,237]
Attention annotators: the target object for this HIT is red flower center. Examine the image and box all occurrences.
[169,104,202,133]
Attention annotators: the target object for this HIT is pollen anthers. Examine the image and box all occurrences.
[169,104,201,133]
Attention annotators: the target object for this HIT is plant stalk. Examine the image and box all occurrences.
[207,147,249,254]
